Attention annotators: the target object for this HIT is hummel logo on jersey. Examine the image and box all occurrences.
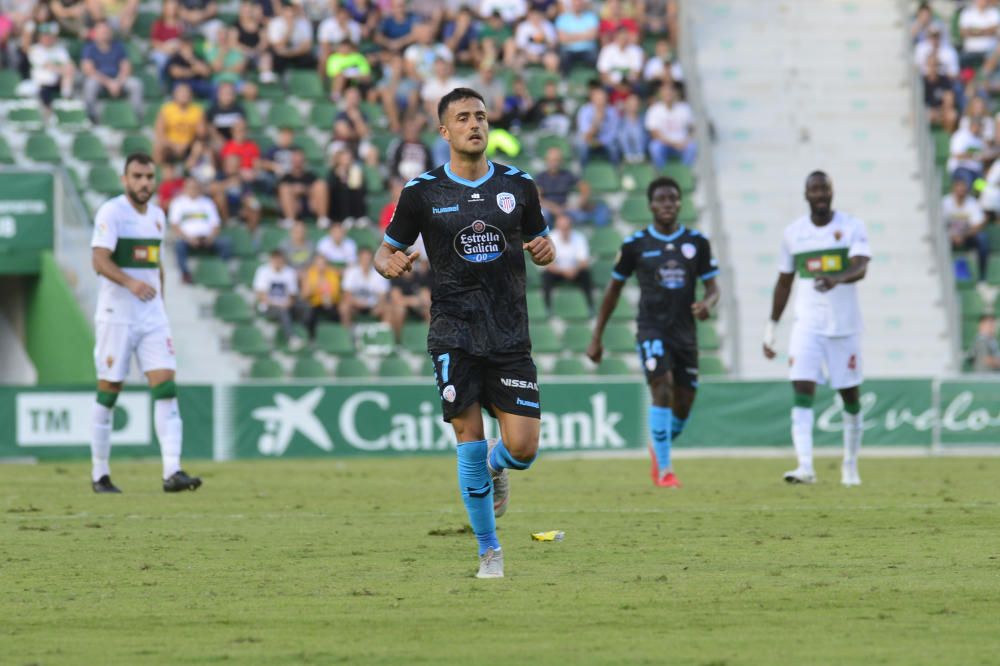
[501,378,538,391]
[497,192,516,214]
[642,250,661,258]
[432,204,459,214]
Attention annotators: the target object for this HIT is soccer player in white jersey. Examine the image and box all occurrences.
[762,171,870,487]
[89,153,202,493]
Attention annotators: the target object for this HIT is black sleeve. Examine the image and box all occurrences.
[521,180,549,240]
[612,240,637,282]
[383,185,423,250]
[697,236,719,281]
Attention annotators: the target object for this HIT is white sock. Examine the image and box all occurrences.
[91,402,112,482]
[791,406,814,472]
[154,398,183,479]
[843,411,863,466]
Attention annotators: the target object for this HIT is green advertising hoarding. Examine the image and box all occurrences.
[0,379,996,461]
[0,171,54,274]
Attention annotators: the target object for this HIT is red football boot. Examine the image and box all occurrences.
[655,471,682,488]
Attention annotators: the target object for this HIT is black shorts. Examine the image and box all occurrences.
[430,349,541,422]
[636,329,699,390]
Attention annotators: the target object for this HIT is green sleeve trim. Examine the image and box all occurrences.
[112,238,162,269]
[151,380,178,400]
[96,390,120,408]
[793,248,849,278]
[794,392,815,408]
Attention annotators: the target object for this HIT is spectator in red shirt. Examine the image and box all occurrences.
[379,178,404,230]
[150,0,184,78]
[157,162,185,212]
[220,118,261,172]
[598,0,640,44]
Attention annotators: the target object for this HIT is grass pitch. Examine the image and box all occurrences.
[3,456,999,665]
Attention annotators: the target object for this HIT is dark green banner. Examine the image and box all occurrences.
[0,172,54,274]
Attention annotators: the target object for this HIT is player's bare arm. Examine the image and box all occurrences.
[814,256,870,293]
[692,277,720,321]
[374,242,421,279]
[523,235,555,266]
[587,278,625,364]
[763,271,794,359]
[92,247,157,302]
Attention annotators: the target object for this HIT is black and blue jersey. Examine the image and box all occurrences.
[384,161,549,356]
[612,225,719,349]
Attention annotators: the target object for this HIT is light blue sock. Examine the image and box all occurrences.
[488,437,535,472]
[671,416,687,441]
[456,440,500,555]
[649,406,673,476]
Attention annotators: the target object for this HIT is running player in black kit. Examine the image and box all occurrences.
[374,88,555,579]
[587,177,720,488]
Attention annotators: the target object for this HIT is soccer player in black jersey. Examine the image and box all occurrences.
[587,177,720,488]
[374,88,555,579]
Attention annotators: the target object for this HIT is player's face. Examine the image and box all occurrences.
[123,161,156,206]
[805,175,833,216]
[649,185,681,225]
[442,97,488,158]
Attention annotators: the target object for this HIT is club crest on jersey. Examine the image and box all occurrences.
[681,243,696,259]
[442,385,457,403]
[497,192,516,214]
[454,220,506,263]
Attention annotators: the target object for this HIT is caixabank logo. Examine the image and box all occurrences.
[454,220,506,263]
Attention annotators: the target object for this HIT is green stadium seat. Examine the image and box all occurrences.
[525,263,542,289]
[378,356,413,377]
[55,107,88,128]
[336,357,370,378]
[611,298,636,321]
[125,41,145,69]
[679,198,698,225]
[143,102,162,127]
[530,322,561,353]
[259,226,286,253]
[221,226,256,257]
[243,101,263,129]
[72,132,109,163]
[364,164,384,192]
[100,100,139,130]
[88,165,122,195]
[310,102,338,129]
[140,70,164,100]
[961,289,985,317]
[402,323,429,353]
[661,162,695,193]
[526,292,547,319]
[526,71,559,99]
[273,323,310,353]
[134,12,158,38]
[256,80,285,100]
[583,161,620,194]
[0,136,14,164]
[535,134,573,162]
[288,71,325,99]
[249,357,284,379]
[604,323,635,353]
[620,195,649,225]
[933,129,950,166]
[590,228,622,258]
[360,101,385,128]
[592,258,615,285]
[418,355,434,378]
[697,323,721,350]
[316,323,354,355]
[700,356,726,376]
[552,357,589,375]
[348,227,378,249]
[0,70,20,98]
[360,327,394,349]
[562,323,591,353]
[597,357,630,375]
[552,290,591,320]
[300,134,326,165]
[25,133,60,163]
[292,356,328,378]
[567,66,596,98]
[193,257,233,288]
[231,324,270,355]
[369,131,396,158]
[366,191,391,220]
[621,163,656,193]
[122,133,152,156]
[267,102,305,130]
[8,106,43,126]
[213,292,253,323]
[236,258,259,287]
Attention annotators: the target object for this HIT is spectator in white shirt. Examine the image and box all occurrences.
[480,0,527,24]
[645,83,696,168]
[421,57,464,124]
[543,213,594,314]
[267,0,315,73]
[959,0,1000,65]
[948,117,991,185]
[642,37,684,93]
[253,249,301,345]
[911,2,947,45]
[316,223,358,268]
[169,177,232,283]
[339,246,392,328]
[943,177,991,286]
[597,26,643,88]
[914,25,960,77]
[28,22,74,110]
[514,8,557,65]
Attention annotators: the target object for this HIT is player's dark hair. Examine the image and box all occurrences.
[123,153,154,173]
[437,87,486,124]
[647,176,682,202]
[806,170,829,185]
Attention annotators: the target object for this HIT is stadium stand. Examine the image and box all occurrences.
[0,0,722,382]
